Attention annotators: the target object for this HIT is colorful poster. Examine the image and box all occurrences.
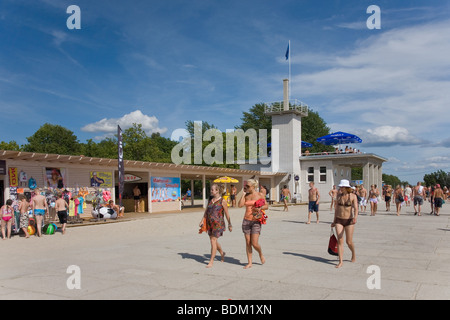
[45,167,65,188]
[151,177,181,202]
[90,171,113,187]
[9,167,18,187]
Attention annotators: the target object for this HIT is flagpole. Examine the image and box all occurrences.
[288,40,291,105]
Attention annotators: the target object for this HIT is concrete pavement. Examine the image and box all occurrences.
[0,200,449,300]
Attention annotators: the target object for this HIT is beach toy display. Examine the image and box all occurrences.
[91,207,117,219]
[43,224,55,235]
[27,225,36,236]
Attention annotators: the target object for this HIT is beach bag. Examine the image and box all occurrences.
[28,177,37,190]
[328,229,338,256]
[198,217,207,234]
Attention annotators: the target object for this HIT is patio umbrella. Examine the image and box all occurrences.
[213,176,239,207]
[301,141,313,148]
[316,131,362,146]
[213,176,239,183]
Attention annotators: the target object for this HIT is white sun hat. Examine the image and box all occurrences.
[338,179,351,188]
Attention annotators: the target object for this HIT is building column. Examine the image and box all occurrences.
[202,174,206,209]
[363,162,371,188]
[148,171,152,213]
[190,179,194,206]
[378,165,383,189]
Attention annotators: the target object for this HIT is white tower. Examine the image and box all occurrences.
[265,79,308,197]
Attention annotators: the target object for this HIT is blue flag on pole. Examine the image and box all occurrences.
[285,43,289,60]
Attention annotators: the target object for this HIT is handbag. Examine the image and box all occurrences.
[328,229,338,256]
[198,217,207,234]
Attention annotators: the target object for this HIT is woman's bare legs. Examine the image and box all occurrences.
[206,236,225,268]
[335,224,355,268]
[244,233,265,269]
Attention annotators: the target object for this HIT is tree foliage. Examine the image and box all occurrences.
[24,123,81,155]
[423,170,450,187]
[1,123,176,163]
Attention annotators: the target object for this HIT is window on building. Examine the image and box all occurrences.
[320,166,327,182]
[307,167,314,182]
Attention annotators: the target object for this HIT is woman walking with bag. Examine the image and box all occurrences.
[238,179,268,269]
[199,184,232,268]
[331,180,358,268]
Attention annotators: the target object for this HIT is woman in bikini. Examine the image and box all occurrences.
[394,185,404,216]
[369,184,379,216]
[331,180,358,268]
[1,199,14,239]
[199,184,232,268]
[238,179,268,269]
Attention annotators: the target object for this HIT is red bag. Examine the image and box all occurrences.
[328,229,338,256]
[199,217,207,234]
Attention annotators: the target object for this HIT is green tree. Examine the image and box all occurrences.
[382,174,402,187]
[24,123,81,155]
[0,140,22,151]
[423,170,450,187]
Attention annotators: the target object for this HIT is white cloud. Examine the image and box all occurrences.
[358,126,427,147]
[293,19,450,136]
[81,110,167,139]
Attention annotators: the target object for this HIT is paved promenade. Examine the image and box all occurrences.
[0,201,449,300]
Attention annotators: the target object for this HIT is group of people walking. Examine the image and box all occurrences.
[199,178,447,270]
[199,179,267,269]
[198,178,360,269]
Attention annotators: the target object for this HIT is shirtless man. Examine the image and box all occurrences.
[358,185,368,213]
[133,185,141,212]
[413,182,426,216]
[329,185,338,211]
[55,191,69,234]
[307,182,320,224]
[384,185,392,212]
[281,185,291,212]
[32,188,49,237]
[230,185,237,207]
[106,200,125,217]
[433,184,444,216]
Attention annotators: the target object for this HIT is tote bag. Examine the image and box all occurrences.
[328,229,338,256]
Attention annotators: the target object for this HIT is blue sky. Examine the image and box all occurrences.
[1,0,450,184]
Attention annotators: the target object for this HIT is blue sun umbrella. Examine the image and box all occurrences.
[316,131,362,146]
[301,141,313,148]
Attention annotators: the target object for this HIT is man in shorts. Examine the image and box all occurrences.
[328,185,338,212]
[230,185,237,207]
[307,182,320,224]
[281,185,291,212]
[32,188,49,237]
[358,185,367,213]
[384,185,392,211]
[55,191,69,234]
[433,184,444,216]
[413,182,426,216]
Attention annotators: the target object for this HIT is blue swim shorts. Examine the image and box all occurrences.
[34,209,46,216]
[308,201,319,213]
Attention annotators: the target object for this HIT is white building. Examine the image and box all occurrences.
[241,79,387,203]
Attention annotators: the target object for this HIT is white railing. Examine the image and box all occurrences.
[264,100,309,115]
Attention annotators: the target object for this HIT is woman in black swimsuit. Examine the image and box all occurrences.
[331,180,358,268]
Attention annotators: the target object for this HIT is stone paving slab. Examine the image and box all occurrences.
[0,201,449,300]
